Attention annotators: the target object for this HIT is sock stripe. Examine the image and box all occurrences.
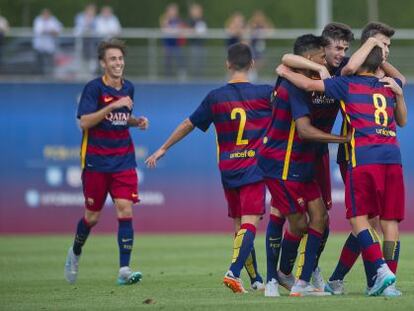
[232,229,246,263]
[284,230,302,242]
[308,227,323,238]
[340,247,360,267]
[295,234,307,279]
[241,223,256,235]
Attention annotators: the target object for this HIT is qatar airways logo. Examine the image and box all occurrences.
[105,112,130,126]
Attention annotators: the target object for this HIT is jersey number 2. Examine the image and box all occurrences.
[373,93,388,126]
[231,108,248,145]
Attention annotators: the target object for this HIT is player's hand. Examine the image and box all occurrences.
[145,148,166,168]
[276,64,291,77]
[380,77,403,96]
[112,96,133,111]
[318,66,331,80]
[136,116,149,130]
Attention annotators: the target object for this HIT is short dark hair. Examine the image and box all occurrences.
[97,38,126,60]
[322,22,354,43]
[361,46,383,72]
[361,22,395,44]
[293,34,328,56]
[227,43,253,71]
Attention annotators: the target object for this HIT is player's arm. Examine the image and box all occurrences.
[145,118,195,168]
[380,62,407,86]
[380,77,407,127]
[128,115,149,130]
[281,54,331,79]
[276,64,325,92]
[296,116,350,143]
[341,37,383,76]
[79,97,133,130]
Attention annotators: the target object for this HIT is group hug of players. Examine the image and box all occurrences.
[65,18,406,297]
[146,21,407,297]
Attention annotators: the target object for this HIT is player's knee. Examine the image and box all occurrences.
[84,212,100,226]
[309,214,326,232]
[291,217,307,237]
[115,199,133,213]
[297,220,308,236]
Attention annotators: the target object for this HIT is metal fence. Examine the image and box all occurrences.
[1,27,414,82]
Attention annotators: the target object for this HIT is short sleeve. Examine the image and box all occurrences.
[189,94,214,132]
[324,76,349,101]
[77,82,100,118]
[289,84,311,120]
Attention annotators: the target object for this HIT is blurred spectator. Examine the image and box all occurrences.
[247,10,274,80]
[225,12,246,47]
[74,4,98,74]
[187,3,207,77]
[160,3,186,78]
[33,9,62,76]
[95,6,121,39]
[248,10,273,61]
[0,11,9,66]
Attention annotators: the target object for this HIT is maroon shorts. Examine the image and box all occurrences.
[315,152,332,210]
[265,178,321,216]
[224,181,266,218]
[82,169,139,212]
[345,164,405,221]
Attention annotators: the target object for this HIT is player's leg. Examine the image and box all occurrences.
[380,220,401,296]
[244,245,265,291]
[346,166,395,296]
[232,217,265,291]
[265,179,305,293]
[326,231,360,294]
[265,205,285,296]
[350,216,394,296]
[311,153,331,289]
[224,182,265,293]
[291,197,330,296]
[278,212,307,292]
[380,164,405,296]
[65,170,108,284]
[225,214,261,293]
[111,169,142,285]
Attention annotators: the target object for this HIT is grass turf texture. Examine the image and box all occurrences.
[1,234,413,311]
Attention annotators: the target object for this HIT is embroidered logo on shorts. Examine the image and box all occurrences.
[87,197,94,206]
[297,197,305,207]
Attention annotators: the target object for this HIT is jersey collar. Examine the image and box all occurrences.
[102,75,124,90]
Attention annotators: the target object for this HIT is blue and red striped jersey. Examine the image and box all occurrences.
[189,82,272,189]
[77,77,136,172]
[324,75,402,167]
[311,57,349,156]
[259,78,316,182]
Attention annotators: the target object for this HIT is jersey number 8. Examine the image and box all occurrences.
[373,93,388,126]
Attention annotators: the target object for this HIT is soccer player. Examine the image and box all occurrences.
[325,22,406,296]
[278,23,354,289]
[64,39,149,285]
[277,45,407,296]
[260,34,350,297]
[145,43,272,293]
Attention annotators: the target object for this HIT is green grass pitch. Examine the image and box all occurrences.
[1,234,413,310]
